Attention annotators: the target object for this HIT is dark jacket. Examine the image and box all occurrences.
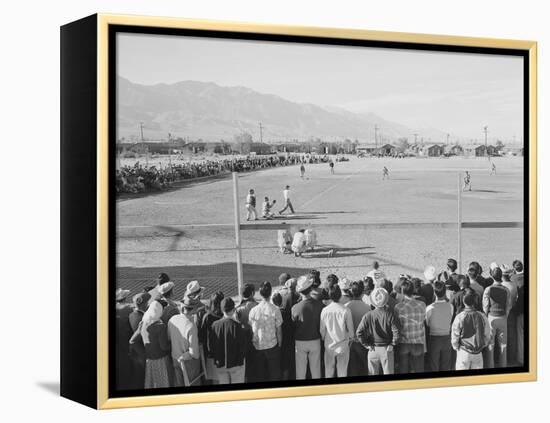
[200,311,222,358]
[451,289,481,321]
[420,283,435,305]
[356,307,401,347]
[209,317,247,369]
[291,297,324,341]
[445,273,461,295]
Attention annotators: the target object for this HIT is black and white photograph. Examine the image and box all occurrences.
[113,28,528,394]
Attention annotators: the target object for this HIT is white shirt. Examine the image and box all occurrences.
[320,301,354,354]
[167,314,199,361]
[283,189,290,201]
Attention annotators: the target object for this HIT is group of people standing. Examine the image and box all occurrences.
[115,258,526,390]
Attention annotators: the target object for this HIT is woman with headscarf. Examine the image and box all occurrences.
[138,300,171,389]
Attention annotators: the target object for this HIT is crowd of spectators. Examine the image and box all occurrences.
[115,154,327,194]
[115,257,526,390]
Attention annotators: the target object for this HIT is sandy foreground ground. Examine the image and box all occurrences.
[116,155,524,297]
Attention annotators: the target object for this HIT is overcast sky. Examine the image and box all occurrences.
[117,33,524,141]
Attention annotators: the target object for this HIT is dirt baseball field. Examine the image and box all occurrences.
[116,155,524,299]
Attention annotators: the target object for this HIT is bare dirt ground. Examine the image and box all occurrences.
[116,155,524,298]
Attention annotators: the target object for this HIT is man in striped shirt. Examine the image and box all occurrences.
[395,280,426,374]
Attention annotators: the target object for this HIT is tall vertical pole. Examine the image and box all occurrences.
[457,172,463,274]
[232,172,244,296]
[259,122,263,144]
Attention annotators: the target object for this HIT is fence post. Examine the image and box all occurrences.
[457,172,463,274]
[232,172,244,296]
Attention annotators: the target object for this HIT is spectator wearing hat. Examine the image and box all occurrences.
[356,288,401,375]
[320,285,355,378]
[345,281,371,376]
[279,275,300,380]
[394,280,426,374]
[184,280,203,301]
[128,292,151,389]
[146,273,171,306]
[138,301,172,388]
[167,296,202,387]
[210,298,247,384]
[115,288,133,390]
[157,282,180,324]
[184,280,206,328]
[338,278,352,305]
[425,281,453,372]
[236,283,259,382]
[420,265,437,306]
[451,291,492,370]
[511,260,525,365]
[291,275,325,379]
[483,266,512,368]
[200,291,224,384]
[249,282,283,382]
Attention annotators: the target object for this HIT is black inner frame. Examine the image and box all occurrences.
[108,24,530,398]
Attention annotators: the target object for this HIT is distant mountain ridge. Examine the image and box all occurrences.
[117,76,448,143]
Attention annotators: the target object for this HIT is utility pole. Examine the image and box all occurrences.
[446,133,450,145]
[139,122,145,142]
[259,122,264,144]
[374,125,379,149]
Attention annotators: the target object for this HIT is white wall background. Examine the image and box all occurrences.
[0,0,546,420]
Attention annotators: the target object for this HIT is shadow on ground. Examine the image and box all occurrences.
[36,381,59,396]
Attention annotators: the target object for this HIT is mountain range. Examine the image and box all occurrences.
[117,76,448,143]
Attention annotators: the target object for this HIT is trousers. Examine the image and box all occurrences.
[455,348,483,370]
[295,339,321,379]
[216,364,245,385]
[368,346,394,375]
[324,347,349,378]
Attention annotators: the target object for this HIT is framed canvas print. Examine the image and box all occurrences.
[60,14,537,409]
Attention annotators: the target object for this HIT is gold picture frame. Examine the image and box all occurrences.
[61,13,537,409]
